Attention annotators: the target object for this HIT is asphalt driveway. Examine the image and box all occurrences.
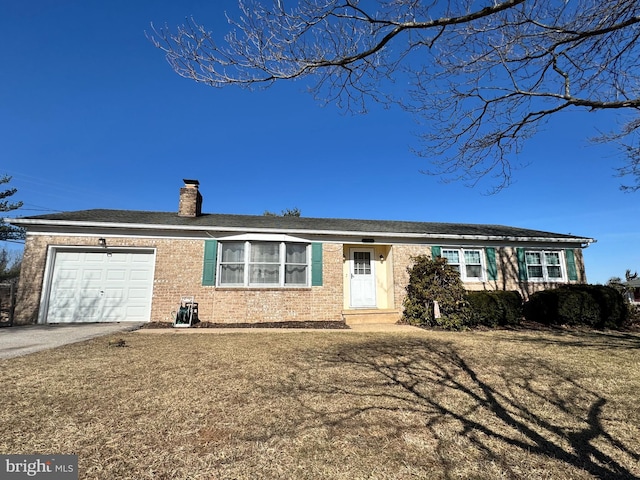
[0,323,144,360]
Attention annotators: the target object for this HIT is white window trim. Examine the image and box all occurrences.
[216,233,310,242]
[217,241,311,288]
[441,247,486,282]
[525,249,566,282]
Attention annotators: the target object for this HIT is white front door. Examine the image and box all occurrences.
[45,250,155,323]
[350,248,376,308]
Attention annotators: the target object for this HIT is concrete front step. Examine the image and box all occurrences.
[342,309,401,325]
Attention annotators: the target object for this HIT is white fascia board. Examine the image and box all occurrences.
[10,218,595,246]
[25,231,209,241]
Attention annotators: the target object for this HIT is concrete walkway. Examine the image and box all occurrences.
[0,323,144,360]
[135,323,423,335]
[0,323,422,360]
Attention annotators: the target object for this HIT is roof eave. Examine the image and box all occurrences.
[6,218,596,245]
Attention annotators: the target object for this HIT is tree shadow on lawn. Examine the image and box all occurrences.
[491,327,640,351]
[261,337,639,479]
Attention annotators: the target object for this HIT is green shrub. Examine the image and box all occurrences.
[579,284,628,329]
[502,290,524,324]
[523,285,628,328]
[467,290,523,327]
[523,290,558,325]
[402,255,470,329]
[524,288,598,326]
[557,288,601,326]
[467,291,500,327]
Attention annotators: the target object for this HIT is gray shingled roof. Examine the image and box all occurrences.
[10,209,593,242]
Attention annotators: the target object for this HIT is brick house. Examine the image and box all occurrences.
[7,179,595,325]
[626,277,640,305]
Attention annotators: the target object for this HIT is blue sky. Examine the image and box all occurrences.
[1,0,638,284]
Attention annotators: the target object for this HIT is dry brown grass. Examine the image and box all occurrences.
[1,328,639,479]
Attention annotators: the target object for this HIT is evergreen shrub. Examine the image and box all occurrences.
[523,285,628,328]
[402,255,470,329]
[467,290,523,327]
[580,284,629,328]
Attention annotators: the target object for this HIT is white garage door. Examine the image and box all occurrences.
[45,249,155,323]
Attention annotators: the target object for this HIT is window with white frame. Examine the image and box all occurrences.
[218,241,310,287]
[525,250,564,281]
[442,248,485,281]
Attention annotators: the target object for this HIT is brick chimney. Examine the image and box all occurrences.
[178,179,202,217]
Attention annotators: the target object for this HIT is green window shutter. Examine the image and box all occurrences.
[431,246,441,258]
[485,247,498,281]
[311,243,323,286]
[202,240,218,286]
[565,249,578,281]
[516,248,528,281]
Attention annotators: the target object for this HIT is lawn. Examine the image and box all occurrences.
[1,328,639,479]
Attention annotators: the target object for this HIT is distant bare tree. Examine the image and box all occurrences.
[0,248,21,281]
[263,207,302,217]
[150,0,640,192]
[607,270,638,302]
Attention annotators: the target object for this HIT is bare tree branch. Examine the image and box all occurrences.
[149,0,640,192]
